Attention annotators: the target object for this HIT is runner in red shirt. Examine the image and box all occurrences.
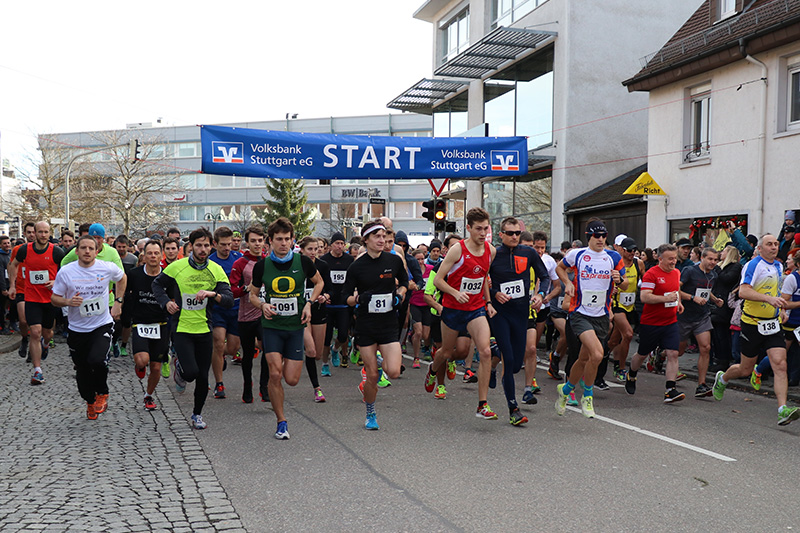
[427,207,498,420]
[9,222,35,358]
[625,243,686,402]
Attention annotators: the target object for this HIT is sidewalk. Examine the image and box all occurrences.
[0,339,246,532]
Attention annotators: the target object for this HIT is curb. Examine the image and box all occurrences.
[0,333,22,354]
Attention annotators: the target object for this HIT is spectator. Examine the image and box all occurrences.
[675,238,694,271]
[778,223,796,263]
[643,248,657,270]
[710,245,742,372]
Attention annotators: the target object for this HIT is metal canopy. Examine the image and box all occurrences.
[434,26,556,79]
[386,78,469,114]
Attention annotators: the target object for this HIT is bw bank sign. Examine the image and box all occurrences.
[201,125,528,180]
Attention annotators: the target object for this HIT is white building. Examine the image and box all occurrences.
[623,0,800,245]
[0,158,23,233]
[390,0,698,247]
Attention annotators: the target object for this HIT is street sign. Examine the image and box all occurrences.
[428,178,449,196]
[369,197,386,205]
[623,172,666,196]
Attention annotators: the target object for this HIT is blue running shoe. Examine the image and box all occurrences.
[275,420,290,439]
[321,364,331,377]
[191,414,207,430]
[365,412,379,430]
[331,349,340,367]
[41,337,49,361]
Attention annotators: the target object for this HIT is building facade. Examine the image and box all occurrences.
[390,0,699,248]
[623,0,800,245]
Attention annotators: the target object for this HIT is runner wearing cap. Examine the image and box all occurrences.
[675,238,694,271]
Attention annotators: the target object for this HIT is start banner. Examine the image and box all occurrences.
[200,125,528,180]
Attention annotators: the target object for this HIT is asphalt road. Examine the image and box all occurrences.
[177,354,800,533]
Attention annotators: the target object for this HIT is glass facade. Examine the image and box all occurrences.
[441,8,470,64]
[484,170,552,239]
[492,0,548,28]
[433,92,469,137]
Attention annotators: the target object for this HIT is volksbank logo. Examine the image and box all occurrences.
[490,150,519,171]
[212,142,244,164]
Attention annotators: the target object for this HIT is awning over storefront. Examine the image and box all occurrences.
[434,26,556,79]
[386,78,469,115]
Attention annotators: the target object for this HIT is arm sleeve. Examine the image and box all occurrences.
[15,246,27,262]
[52,269,68,297]
[562,249,577,268]
[214,281,234,309]
[343,261,358,300]
[111,263,125,283]
[152,272,177,309]
[52,246,65,268]
[229,257,247,298]
[640,268,656,291]
[301,255,318,279]
[317,260,332,293]
[396,256,409,291]
[781,274,797,295]
[731,229,753,258]
[251,260,265,288]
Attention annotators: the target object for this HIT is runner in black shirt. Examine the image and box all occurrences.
[344,221,408,430]
[321,232,354,368]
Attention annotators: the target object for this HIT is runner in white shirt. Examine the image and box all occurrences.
[51,235,126,420]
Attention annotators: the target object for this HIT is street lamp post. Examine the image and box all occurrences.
[204,212,222,232]
[64,142,130,228]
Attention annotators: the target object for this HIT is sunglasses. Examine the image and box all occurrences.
[503,230,522,236]
[586,232,608,239]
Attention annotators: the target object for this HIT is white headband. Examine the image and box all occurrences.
[362,224,386,237]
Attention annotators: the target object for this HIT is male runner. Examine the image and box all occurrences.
[113,234,138,357]
[8,221,65,384]
[344,220,408,430]
[231,231,242,252]
[248,217,323,439]
[125,240,169,410]
[0,235,10,334]
[555,219,625,418]
[161,237,180,268]
[625,244,685,402]
[209,226,242,399]
[321,232,354,369]
[153,227,234,430]
[489,217,547,425]
[10,222,36,358]
[51,235,126,419]
[712,234,799,425]
[607,237,644,382]
[427,208,498,420]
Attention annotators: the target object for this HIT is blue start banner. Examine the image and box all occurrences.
[200,125,528,180]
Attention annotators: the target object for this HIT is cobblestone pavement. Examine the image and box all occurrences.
[0,340,246,532]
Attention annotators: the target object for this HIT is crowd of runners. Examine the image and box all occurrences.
[1,208,799,438]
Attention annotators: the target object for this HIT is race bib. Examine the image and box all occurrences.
[29,270,49,285]
[664,292,679,308]
[794,326,800,343]
[499,279,524,299]
[582,290,605,309]
[757,318,780,336]
[619,292,636,307]
[695,288,711,301]
[182,293,207,311]
[460,277,484,295]
[304,287,314,302]
[557,297,565,309]
[330,271,346,284]
[136,323,161,339]
[79,295,106,318]
[271,297,298,316]
[368,293,393,314]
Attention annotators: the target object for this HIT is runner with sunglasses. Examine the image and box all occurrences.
[554,219,626,418]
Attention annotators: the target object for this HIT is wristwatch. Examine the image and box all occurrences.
[114,297,124,303]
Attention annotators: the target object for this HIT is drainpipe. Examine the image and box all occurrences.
[740,38,767,235]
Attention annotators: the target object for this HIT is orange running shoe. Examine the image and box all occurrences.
[87,401,98,420]
[94,394,108,414]
[446,361,456,380]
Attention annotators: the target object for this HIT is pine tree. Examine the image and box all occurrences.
[260,178,315,237]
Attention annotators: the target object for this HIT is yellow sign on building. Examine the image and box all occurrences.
[623,172,666,196]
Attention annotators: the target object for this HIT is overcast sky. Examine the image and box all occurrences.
[0,0,432,175]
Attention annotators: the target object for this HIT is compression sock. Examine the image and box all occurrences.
[562,381,575,396]
[629,369,638,378]
[583,384,594,398]
[366,402,375,416]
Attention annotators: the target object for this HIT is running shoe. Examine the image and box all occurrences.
[365,413,379,430]
[712,370,726,401]
[412,358,420,369]
[18,336,28,358]
[173,359,187,394]
[462,369,478,383]
[434,384,447,399]
[424,369,437,393]
[135,365,146,380]
[144,395,157,411]
[112,342,120,358]
[555,384,569,415]
[676,372,687,381]
[476,403,498,420]
[191,414,207,430]
[231,354,242,365]
[489,370,497,389]
[350,347,360,365]
[49,338,55,348]
[41,337,49,360]
[222,356,227,371]
[547,353,560,379]
[274,420,290,439]
[331,348,341,367]
[94,394,108,414]
[778,406,800,426]
[531,377,541,394]
[358,380,365,402]
[377,370,391,388]
[214,383,226,399]
[30,370,44,385]
[750,370,762,391]
[314,389,326,403]
[664,388,686,403]
[321,364,331,377]
[447,361,456,380]
[567,391,578,407]
[694,384,713,398]
[581,396,596,418]
[509,408,528,426]
[521,390,538,405]
[594,379,610,391]
[161,355,171,378]
[339,353,348,368]
[242,387,253,404]
[613,368,628,382]
[87,401,98,420]
[625,373,637,395]
[119,343,128,357]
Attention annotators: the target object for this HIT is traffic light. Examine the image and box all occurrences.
[445,221,456,233]
[129,139,141,163]
[434,199,446,232]
[421,199,436,222]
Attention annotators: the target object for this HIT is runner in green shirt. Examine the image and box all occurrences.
[153,227,234,430]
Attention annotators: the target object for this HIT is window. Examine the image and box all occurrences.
[392,202,414,219]
[173,142,198,158]
[789,63,800,128]
[492,0,547,28]
[483,171,552,239]
[179,207,195,221]
[721,0,736,17]
[433,92,468,137]
[713,0,741,22]
[441,8,469,63]
[686,84,711,161]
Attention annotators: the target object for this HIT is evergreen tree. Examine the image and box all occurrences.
[260,178,315,237]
